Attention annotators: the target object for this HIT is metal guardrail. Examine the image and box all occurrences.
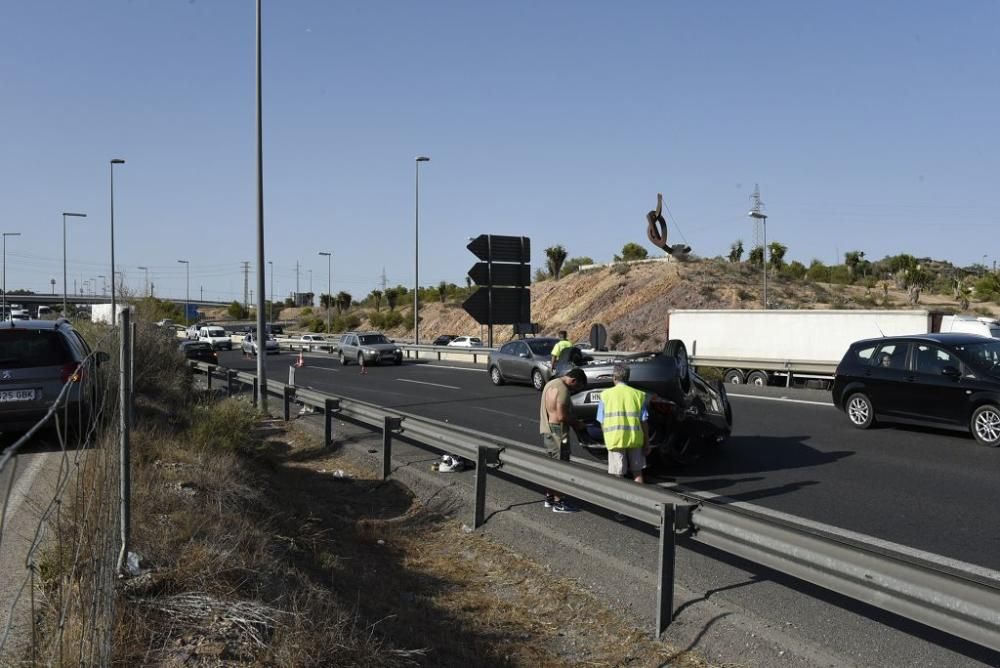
[188,360,1000,651]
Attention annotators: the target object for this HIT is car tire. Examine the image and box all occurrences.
[663,340,691,394]
[340,352,349,366]
[845,392,875,429]
[660,431,704,466]
[357,353,365,367]
[531,369,545,391]
[970,404,1000,447]
[723,369,744,385]
[715,379,733,427]
[745,370,769,387]
[489,366,505,386]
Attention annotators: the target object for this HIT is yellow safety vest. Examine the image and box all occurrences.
[550,339,572,362]
[600,383,646,450]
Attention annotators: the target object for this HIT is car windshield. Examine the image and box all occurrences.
[953,339,1000,373]
[526,339,556,355]
[206,328,225,336]
[359,334,390,345]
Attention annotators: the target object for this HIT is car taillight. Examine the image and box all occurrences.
[60,363,83,384]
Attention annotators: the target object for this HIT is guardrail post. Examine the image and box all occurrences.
[288,365,295,387]
[252,377,259,407]
[473,446,489,528]
[206,365,213,391]
[226,370,236,397]
[381,416,403,480]
[282,386,294,421]
[324,398,340,447]
[656,504,676,638]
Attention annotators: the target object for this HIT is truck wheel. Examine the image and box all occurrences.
[489,366,505,386]
[723,369,744,384]
[746,371,768,387]
[663,340,691,394]
[970,404,1000,447]
[846,392,875,429]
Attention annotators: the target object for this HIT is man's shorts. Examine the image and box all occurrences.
[607,447,645,476]
[542,424,570,461]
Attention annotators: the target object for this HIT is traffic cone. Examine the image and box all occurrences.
[295,351,304,368]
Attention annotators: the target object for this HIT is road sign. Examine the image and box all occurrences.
[462,287,530,325]
[467,262,531,287]
[466,235,531,263]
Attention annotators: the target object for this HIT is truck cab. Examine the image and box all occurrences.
[939,315,1000,339]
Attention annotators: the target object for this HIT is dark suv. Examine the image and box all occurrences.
[832,333,1000,447]
[0,319,107,433]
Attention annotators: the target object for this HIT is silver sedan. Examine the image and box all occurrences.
[486,337,558,390]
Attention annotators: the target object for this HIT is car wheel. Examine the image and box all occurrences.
[340,352,348,365]
[970,404,1000,447]
[715,380,733,427]
[357,353,365,367]
[660,431,704,466]
[663,340,691,394]
[531,368,545,391]
[723,369,744,384]
[745,371,769,387]
[845,392,875,429]
[489,366,505,386]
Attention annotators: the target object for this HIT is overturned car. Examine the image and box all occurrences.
[554,340,732,465]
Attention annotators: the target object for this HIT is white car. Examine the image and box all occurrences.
[298,334,331,350]
[447,336,484,348]
[198,325,233,351]
[241,332,279,356]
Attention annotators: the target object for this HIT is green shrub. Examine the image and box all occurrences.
[332,314,361,333]
[369,310,403,330]
[189,398,259,453]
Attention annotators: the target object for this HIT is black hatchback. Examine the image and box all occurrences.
[832,333,1000,447]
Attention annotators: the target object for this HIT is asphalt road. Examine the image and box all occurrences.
[223,350,1000,571]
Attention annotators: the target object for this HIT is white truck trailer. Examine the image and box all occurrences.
[667,309,1000,388]
[90,303,131,325]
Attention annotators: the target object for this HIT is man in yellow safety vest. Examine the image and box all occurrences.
[597,363,650,484]
[550,330,572,368]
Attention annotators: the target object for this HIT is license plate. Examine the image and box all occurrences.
[587,390,604,403]
[0,389,36,402]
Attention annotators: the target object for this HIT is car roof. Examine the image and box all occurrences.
[852,332,995,347]
[1,318,73,331]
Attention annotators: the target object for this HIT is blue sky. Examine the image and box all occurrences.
[1,1,997,303]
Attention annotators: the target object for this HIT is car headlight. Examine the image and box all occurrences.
[394,348,401,354]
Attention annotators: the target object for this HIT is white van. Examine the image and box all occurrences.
[198,326,232,351]
[940,315,1000,338]
[37,305,53,318]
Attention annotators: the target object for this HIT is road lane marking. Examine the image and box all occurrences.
[397,378,461,390]
[303,366,339,372]
[728,393,833,407]
[476,407,539,422]
[413,364,485,373]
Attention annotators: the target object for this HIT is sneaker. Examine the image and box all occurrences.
[543,495,556,508]
[552,500,578,514]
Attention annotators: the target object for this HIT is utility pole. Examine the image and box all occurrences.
[381,267,387,291]
[295,260,300,297]
[241,261,251,311]
[748,185,768,310]
[200,286,204,301]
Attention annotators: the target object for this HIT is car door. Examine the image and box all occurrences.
[498,342,527,380]
[862,342,912,418]
[905,343,969,426]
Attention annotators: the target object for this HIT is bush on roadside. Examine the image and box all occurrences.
[189,398,259,454]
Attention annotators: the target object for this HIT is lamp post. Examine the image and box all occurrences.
[318,252,332,333]
[109,159,125,321]
[267,260,273,324]
[137,266,149,297]
[414,155,430,344]
[61,212,86,316]
[98,275,107,297]
[749,210,768,308]
[177,260,189,324]
[2,232,21,318]
[253,0,268,410]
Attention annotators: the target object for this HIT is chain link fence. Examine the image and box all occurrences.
[0,315,130,666]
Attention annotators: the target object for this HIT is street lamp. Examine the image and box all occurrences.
[177,260,190,325]
[109,159,125,322]
[61,212,86,316]
[749,210,768,309]
[2,232,22,318]
[318,252,332,333]
[137,266,149,297]
[414,155,430,344]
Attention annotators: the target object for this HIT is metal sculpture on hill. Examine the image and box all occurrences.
[646,193,692,259]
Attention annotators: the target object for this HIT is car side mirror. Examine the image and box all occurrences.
[941,365,961,378]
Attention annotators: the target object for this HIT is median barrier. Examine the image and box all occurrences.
[188,359,1000,650]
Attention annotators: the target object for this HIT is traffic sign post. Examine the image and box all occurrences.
[462,234,531,347]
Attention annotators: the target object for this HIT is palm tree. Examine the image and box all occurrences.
[385,288,398,310]
[545,245,568,280]
[729,240,744,263]
[371,289,383,312]
[437,281,448,303]
[335,291,352,313]
[768,241,787,270]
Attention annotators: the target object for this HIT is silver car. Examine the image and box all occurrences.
[0,319,107,433]
[487,337,559,390]
[337,331,402,366]
[241,332,279,356]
